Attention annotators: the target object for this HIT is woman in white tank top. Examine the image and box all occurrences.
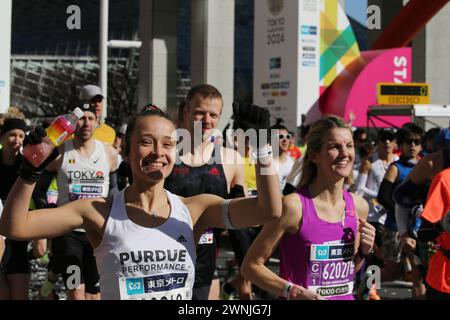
[0,104,282,300]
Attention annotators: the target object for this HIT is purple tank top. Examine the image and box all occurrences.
[279,187,358,300]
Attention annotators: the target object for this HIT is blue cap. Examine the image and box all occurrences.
[434,128,450,148]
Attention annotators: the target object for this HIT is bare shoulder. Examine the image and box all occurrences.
[350,192,369,220]
[281,193,302,234]
[384,163,399,182]
[361,159,372,171]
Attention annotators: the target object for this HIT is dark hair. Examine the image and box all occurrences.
[377,129,396,142]
[424,127,440,142]
[186,84,222,107]
[358,142,375,159]
[270,124,288,132]
[353,128,367,141]
[396,123,424,145]
[124,107,173,156]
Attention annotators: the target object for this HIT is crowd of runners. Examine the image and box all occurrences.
[0,83,448,300]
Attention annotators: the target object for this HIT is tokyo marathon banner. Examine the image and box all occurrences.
[254,0,360,131]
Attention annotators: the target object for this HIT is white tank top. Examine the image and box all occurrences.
[277,156,294,191]
[94,189,196,300]
[57,140,110,206]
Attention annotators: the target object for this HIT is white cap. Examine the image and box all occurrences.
[79,85,103,102]
[73,107,84,119]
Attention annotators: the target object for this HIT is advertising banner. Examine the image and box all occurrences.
[254,0,300,132]
[254,0,360,132]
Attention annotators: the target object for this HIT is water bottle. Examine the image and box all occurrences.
[410,204,423,238]
[23,107,84,167]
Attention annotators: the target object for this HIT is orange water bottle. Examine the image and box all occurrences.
[23,107,84,167]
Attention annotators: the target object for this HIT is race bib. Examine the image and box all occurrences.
[118,273,190,300]
[69,184,104,201]
[198,229,214,245]
[308,242,355,298]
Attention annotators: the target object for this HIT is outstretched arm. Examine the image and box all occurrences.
[190,154,281,230]
[0,178,94,241]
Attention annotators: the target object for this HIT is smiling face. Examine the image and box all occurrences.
[183,94,222,141]
[277,129,291,153]
[311,127,355,181]
[1,129,25,152]
[127,115,177,183]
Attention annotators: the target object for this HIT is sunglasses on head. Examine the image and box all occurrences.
[405,138,421,145]
[279,134,292,140]
[141,104,163,113]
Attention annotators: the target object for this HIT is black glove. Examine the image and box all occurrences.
[232,103,271,148]
[232,102,271,133]
[18,126,60,183]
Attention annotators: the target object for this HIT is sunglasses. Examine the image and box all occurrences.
[91,96,103,103]
[279,134,292,140]
[405,138,421,146]
[379,136,395,143]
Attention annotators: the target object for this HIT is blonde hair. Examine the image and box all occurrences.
[6,107,25,120]
[0,107,26,127]
[298,115,353,188]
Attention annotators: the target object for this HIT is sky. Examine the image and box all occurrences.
[345,0,368,26]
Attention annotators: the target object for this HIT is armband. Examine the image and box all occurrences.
[221,199,237,230]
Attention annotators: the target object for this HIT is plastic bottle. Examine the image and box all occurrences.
[23,107,84,167]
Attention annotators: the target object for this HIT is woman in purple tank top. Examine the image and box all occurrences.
[242,116,376,300]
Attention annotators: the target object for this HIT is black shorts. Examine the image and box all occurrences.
[51,231,100,294]
[194,243,217,290]
[0,239,30,275]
